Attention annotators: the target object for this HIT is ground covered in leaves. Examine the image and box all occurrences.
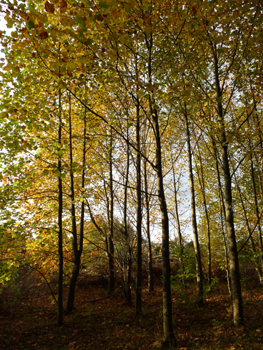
[1,275,263,349]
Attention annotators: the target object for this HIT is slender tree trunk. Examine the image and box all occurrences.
[57,88,63,326]
[66,96,86,312]
[213,48,243,326]
[146,30,175,344]
[222,140,243,325]
[233,170,263,283]
[66,94,79,313]
[185,111,203,307]
[249,145,263,283]
[196,141,212,285]
[108,128,115,295]
[171,156,185,286]
[135,89,142,314]
[212,139,231,293]
[124,123,132,303]
[222,222,231,295]
[255,113,263,195]
[103,179,114,291]
[144,159,154,292]
[152,110,175,344]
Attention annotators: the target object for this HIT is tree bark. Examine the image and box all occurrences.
[152,110,175,344]
[144,159,154,292]
[147,30,175,345]
[233,169,263,283]
[135,90,142,314]
[185,111,203,307]
[57,88,63,326]
[213,48,244,326]
[108,128,115,295]
[249,143,263,283]
[196,140,211,285]
[123,122,132,303]
[66,96,86,312]
[171,155,185,286]
[213,139,231,294]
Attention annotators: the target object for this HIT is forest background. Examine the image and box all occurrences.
[0,0,263,348]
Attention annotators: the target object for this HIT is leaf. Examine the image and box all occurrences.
[96,14,104,22]
[42,169,49,176]
[26,20,35,30]
[60,0,67,13]
[39,31,49,40]
[45,1,55,14]
[19,10,29,21]
[86,38,93,45]
[99,1,109,10]
[75,16,86,29]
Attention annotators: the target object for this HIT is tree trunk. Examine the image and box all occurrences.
[185,111,203,307]
[171,155,185,286]
[195,140,212,285]
[135,92,142,314]
[152,110,175,344]
[213,48,244,326]
[108,128,115,295]
[124,122,132,303]
[66,253,81,312]
[146,27,175,344]
[212,139,231,293]
[144,159,154,292]
[66,96,86,312]
[57,88,63,326]
[222,141,244,325]
[249,142,263,283]
[233,170,263,283]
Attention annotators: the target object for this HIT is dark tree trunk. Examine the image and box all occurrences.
[250,145,263,283]
[135,90,142,314]
[171,156,185,286]
[196,141,211,285]
[212,139,231,294]
[213,48,244,326]
[222,141,243,325]
[233,170,263,283]
[152,110,175,344]
[146,27,175,344]
[108,128,115,295]
[144,159,154,292]
[123,123,132,303]
[66,99,86,313]
[185,111,203,307]
[57,88,63,326]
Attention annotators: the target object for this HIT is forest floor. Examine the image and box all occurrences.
[0,276,263,350]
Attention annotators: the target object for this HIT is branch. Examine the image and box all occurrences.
[238,208,263,254]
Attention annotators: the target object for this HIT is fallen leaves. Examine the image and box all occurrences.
[1,283,263,349]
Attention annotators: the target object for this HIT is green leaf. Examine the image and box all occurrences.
[86,38,93,45]
[42,169,49,176]
[99,1,109,10]
[75,16,85,29]
[26,20,35,30]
